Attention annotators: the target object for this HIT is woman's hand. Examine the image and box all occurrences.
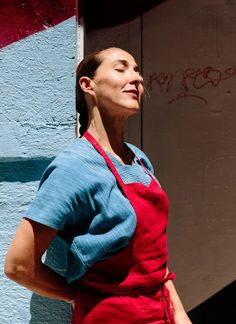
[164,269,193,324]
[67,298,76,310]
[173,310,192,324]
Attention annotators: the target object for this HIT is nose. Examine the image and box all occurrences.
[130,70,144,87]
[136,73,144,85]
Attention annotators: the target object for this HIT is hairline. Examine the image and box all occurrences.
[95,48,140,71]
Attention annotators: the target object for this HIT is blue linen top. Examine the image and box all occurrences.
[26,137,156,283]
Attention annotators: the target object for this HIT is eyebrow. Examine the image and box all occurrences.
[113,59,140,72]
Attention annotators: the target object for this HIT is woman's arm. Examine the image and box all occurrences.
[4,218,76,304]
[165,269,192,324]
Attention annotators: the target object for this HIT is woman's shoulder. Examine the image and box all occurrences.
[50,138,104,171]
[39,138,109,187]
[60,137,100,160]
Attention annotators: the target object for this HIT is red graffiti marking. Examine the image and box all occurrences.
[147,66,236,105]
[0,0,76,49]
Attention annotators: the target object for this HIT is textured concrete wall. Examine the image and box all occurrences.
[0,3,76,322]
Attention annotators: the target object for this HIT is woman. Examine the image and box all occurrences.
[5,47,192,323]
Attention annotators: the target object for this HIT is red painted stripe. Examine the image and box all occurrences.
[0,0,76,49]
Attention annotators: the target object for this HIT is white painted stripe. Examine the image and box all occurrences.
[76,18,84,137]
[76,18,84,64]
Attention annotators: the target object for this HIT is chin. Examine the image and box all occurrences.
[126,106,140,116]
[110,101,140,117]
[124,101,140,111]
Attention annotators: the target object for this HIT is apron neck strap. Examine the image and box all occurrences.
[132,152,153,178]
[83,131,126,192]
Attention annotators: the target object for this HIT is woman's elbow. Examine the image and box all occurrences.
[4,254,34,284]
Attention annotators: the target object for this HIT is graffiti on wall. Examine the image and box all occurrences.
[0,0,76,48]
[147,65,236,105]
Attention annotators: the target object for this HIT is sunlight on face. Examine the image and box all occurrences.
[92,48,144,117]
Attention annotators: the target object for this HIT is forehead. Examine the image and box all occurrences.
[99,48,137,67]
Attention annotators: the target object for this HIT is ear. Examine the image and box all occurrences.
[79,76,94,94]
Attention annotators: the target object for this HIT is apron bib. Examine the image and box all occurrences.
[72,131,176,324]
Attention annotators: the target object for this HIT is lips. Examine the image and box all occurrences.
[124,89,139,98]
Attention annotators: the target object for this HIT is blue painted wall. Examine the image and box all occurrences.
[0,17,76,323]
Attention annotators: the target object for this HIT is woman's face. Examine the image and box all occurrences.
[91,48,144,116]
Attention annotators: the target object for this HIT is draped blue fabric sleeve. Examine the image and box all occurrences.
[25,138,157,283]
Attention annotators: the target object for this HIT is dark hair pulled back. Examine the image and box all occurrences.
[76,51,103,137]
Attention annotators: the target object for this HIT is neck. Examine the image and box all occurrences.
[85,107,132,164]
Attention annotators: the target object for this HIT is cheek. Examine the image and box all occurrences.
[93,75,129,104]
[98,81,123,99]
[95,84,121,106]
[96,78,120,93]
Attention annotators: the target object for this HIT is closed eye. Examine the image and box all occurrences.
[134,66,142,76]
[115,68,125,72]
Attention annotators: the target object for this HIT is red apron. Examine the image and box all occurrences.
[72,131,176,324]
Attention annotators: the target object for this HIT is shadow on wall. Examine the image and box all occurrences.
[188,281,236,324]
[29,295,72,324]
[78,0,166,29]
[29,237,72,324]
[0,158,54,183]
